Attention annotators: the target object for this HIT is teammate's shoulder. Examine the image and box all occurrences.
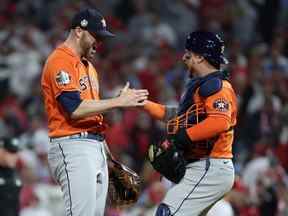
[49,48,71,61]
[46,49,77,71]
[222,80,233,89]
[199,77,223,97]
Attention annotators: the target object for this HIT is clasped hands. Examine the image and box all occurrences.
[117,82,149,107]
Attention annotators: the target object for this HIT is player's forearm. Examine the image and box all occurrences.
[71,98,120,119]
[143,100,177,121]
[186,116,230,141]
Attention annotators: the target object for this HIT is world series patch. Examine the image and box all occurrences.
[213,98,229,112]
[56,70,71,85]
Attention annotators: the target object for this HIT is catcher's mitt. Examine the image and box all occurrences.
[148,139,186,184]
[108,158,141,207]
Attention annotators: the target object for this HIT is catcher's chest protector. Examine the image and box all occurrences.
[177,71,226,117]
[149,71,231,184]
[175,71,227,158]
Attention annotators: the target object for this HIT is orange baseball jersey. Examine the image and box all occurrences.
[144,79,237,159]
[41,44,105,137]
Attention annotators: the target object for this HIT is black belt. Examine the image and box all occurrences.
[50,132,105,142]
[186,158,201,164]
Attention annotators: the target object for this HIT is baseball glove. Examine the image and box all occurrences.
[148,139,186,184]
[107,158,141,207]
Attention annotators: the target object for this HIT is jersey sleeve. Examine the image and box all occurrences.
[47,59,79,98]
[144,100,166,120]
[186,115,230,141]
[204,87,233,122]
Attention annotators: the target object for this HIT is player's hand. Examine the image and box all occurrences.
[117,82,149,107]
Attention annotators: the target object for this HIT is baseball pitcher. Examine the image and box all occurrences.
[41,9,148,216]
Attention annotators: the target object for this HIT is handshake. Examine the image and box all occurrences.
[117,82,149,107]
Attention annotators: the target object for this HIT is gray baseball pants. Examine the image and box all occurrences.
[48,136,108,216]
[160,158,234,216]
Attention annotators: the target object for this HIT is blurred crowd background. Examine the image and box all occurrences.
[1,0,288,215]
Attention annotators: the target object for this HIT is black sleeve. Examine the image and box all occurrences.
[57,91,82,114]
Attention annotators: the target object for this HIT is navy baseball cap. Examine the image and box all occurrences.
[185,31,228,65]
[71,9,115,38]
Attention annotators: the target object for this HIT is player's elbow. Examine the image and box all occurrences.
[70,113,79,120]
[70,109,83,120]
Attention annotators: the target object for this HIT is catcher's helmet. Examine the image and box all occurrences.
[185,31,228,65]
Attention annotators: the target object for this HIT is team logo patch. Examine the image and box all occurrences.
[213,98,229,112]
[56,70,71,85]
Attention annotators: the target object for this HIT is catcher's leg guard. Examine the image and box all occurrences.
[155,203,171,216]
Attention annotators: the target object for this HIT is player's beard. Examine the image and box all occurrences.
[79,35,93,58]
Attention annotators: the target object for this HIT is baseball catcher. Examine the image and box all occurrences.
[107,157,141,207]
[143,31,237,215]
